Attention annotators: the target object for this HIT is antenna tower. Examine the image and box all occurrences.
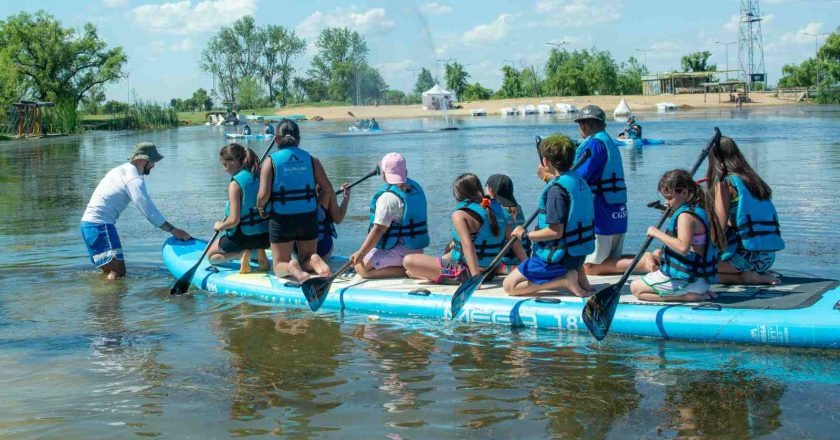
[738,0,767,90]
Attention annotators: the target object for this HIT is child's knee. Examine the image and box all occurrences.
[629,280,645,297]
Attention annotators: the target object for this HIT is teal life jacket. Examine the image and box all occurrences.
[450,200,507,267]
[590,131,627,205]
[725,174,784,253]
[243,125,251,135]
[659,203,719,283]
[368,179,430,250]
[269,147,318,215]
[533,173,595,263]
[498,201,530,266]
[225,169,269,237]
[317,205,337,242]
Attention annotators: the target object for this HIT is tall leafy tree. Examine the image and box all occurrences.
[583,49,619,95]
[237,76,264,109]
[496,65,524,98]
[616,56,647,95]
[261,25,305,106]
[460,82,493,101]
[444,61,470,99]
[201,34,240,105]
[544,49,590,96]
[681,51,716,72]
[308,27,369,102]
[413,68,435,94]
[0,10,126,106]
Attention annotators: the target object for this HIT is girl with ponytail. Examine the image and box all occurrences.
[208,143,270,273]
[706,136,784,284]
[404,173,524,284]
[631,169,725,302]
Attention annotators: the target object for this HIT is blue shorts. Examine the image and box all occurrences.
[81,222,123,267]
[517,255,585,285]
[727,250,775,273]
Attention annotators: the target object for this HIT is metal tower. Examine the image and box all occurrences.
[738,0,767,90]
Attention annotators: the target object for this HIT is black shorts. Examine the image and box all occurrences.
[269,211,318,244]
[219,229,270,253]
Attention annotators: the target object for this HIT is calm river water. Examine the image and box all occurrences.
[1,106,839,438]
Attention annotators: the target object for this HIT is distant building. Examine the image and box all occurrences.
[642,72,716,95]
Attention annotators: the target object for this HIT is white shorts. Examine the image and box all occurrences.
[641,270,710,297]
[585,233,625,265]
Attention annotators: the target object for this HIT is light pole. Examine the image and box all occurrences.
[804,32,828,86]
[715,41,736,80]
[636,48,653,72]
[546,41,568,50]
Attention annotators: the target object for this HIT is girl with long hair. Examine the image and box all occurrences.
[631,169,727,301]
[208,143,270,273]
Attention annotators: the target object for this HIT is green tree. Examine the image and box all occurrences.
[460,82,493,101]
[583,49,619,95]
[444,61,470,99]
[496,65,524,98]
[544,49,590,96]
[413,68,435,94]
[519,66,541,97]
[308,27,369,103]
[237,76,264,109]
[616,56,647,95]
[681,51,716,72]
[383,89,407,105]
[191,88,213,111]
[102,100,127,114]
[0,10,126,107]
[261,25,305,106]
[80,85,106,114]
[201,34,239,105]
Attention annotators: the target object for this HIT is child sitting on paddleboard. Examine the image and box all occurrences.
[486,174,530,274]
[207,143,270,273]
[503,134,595,297]
[706,136,784,285]
[630,169,726,302]
[308,182,351,276]
[349,153,429,278]
[404,173,524,284]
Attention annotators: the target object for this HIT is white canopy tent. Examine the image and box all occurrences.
[421,84,455,110]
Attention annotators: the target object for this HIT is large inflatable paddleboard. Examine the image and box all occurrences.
[614,138,666,146]
[224,132,270,140]
[163,238,840,349]
[348,126,382,133]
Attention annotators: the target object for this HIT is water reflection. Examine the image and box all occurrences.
[216,306,343,436]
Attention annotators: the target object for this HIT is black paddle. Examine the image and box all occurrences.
[581,127,722,340]
[170,135,278,295]
[449,141,592,317]
[299,166,382,311]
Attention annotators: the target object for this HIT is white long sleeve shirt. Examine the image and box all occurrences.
[81,163,166,227]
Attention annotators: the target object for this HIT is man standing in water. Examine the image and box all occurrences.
[81,142,191,279]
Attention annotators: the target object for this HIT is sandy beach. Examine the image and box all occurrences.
[274,92,796,121]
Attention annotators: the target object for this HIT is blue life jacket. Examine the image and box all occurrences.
[317,205,337,242]
[371,121,380,130]
[533,173,595,263]
[265,124,275,135]
[588,131,627,205]
[660,204,719,283]
[225,170,269,237]
[243,125,251,135]
[725,174,784,253]
[368,179,430,250]
[269,147,318,215]
[450,200,507,267]
[498,201,530,266]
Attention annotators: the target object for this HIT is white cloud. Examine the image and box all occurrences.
[463,14,512,46]
[781,22,824,44]
[297,8,394,38]
[419,2,453,15]
[102,0,129,7]
[435,41,450,56]
[131,0,257,35]
[170,38,193,52]
[534,0,622,26]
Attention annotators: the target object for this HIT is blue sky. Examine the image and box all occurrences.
[1,0,837,102]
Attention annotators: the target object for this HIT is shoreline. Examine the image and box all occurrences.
[273,92,800,121]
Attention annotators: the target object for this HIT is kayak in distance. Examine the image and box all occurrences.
[163,237,840,350]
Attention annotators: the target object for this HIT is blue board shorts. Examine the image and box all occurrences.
[80,222,123,267]
[726,249,776,273]
[517,255,585,285]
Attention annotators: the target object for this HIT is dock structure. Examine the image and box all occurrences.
[9,101,55,138]
[703,80,750,103]
[642,72,715,95]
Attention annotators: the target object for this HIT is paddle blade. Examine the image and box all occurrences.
[581,284,622,341]
[170,266,197,295]
[301,277,332,311]
[450,274,485,317]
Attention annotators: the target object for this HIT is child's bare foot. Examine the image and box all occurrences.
[566,270,589,297]
[289,261,311,282]
[743,270,779,285]
[256,249,270,272]
[310,255,331,277]
[239,251,252,274]
[578,270,594,291]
